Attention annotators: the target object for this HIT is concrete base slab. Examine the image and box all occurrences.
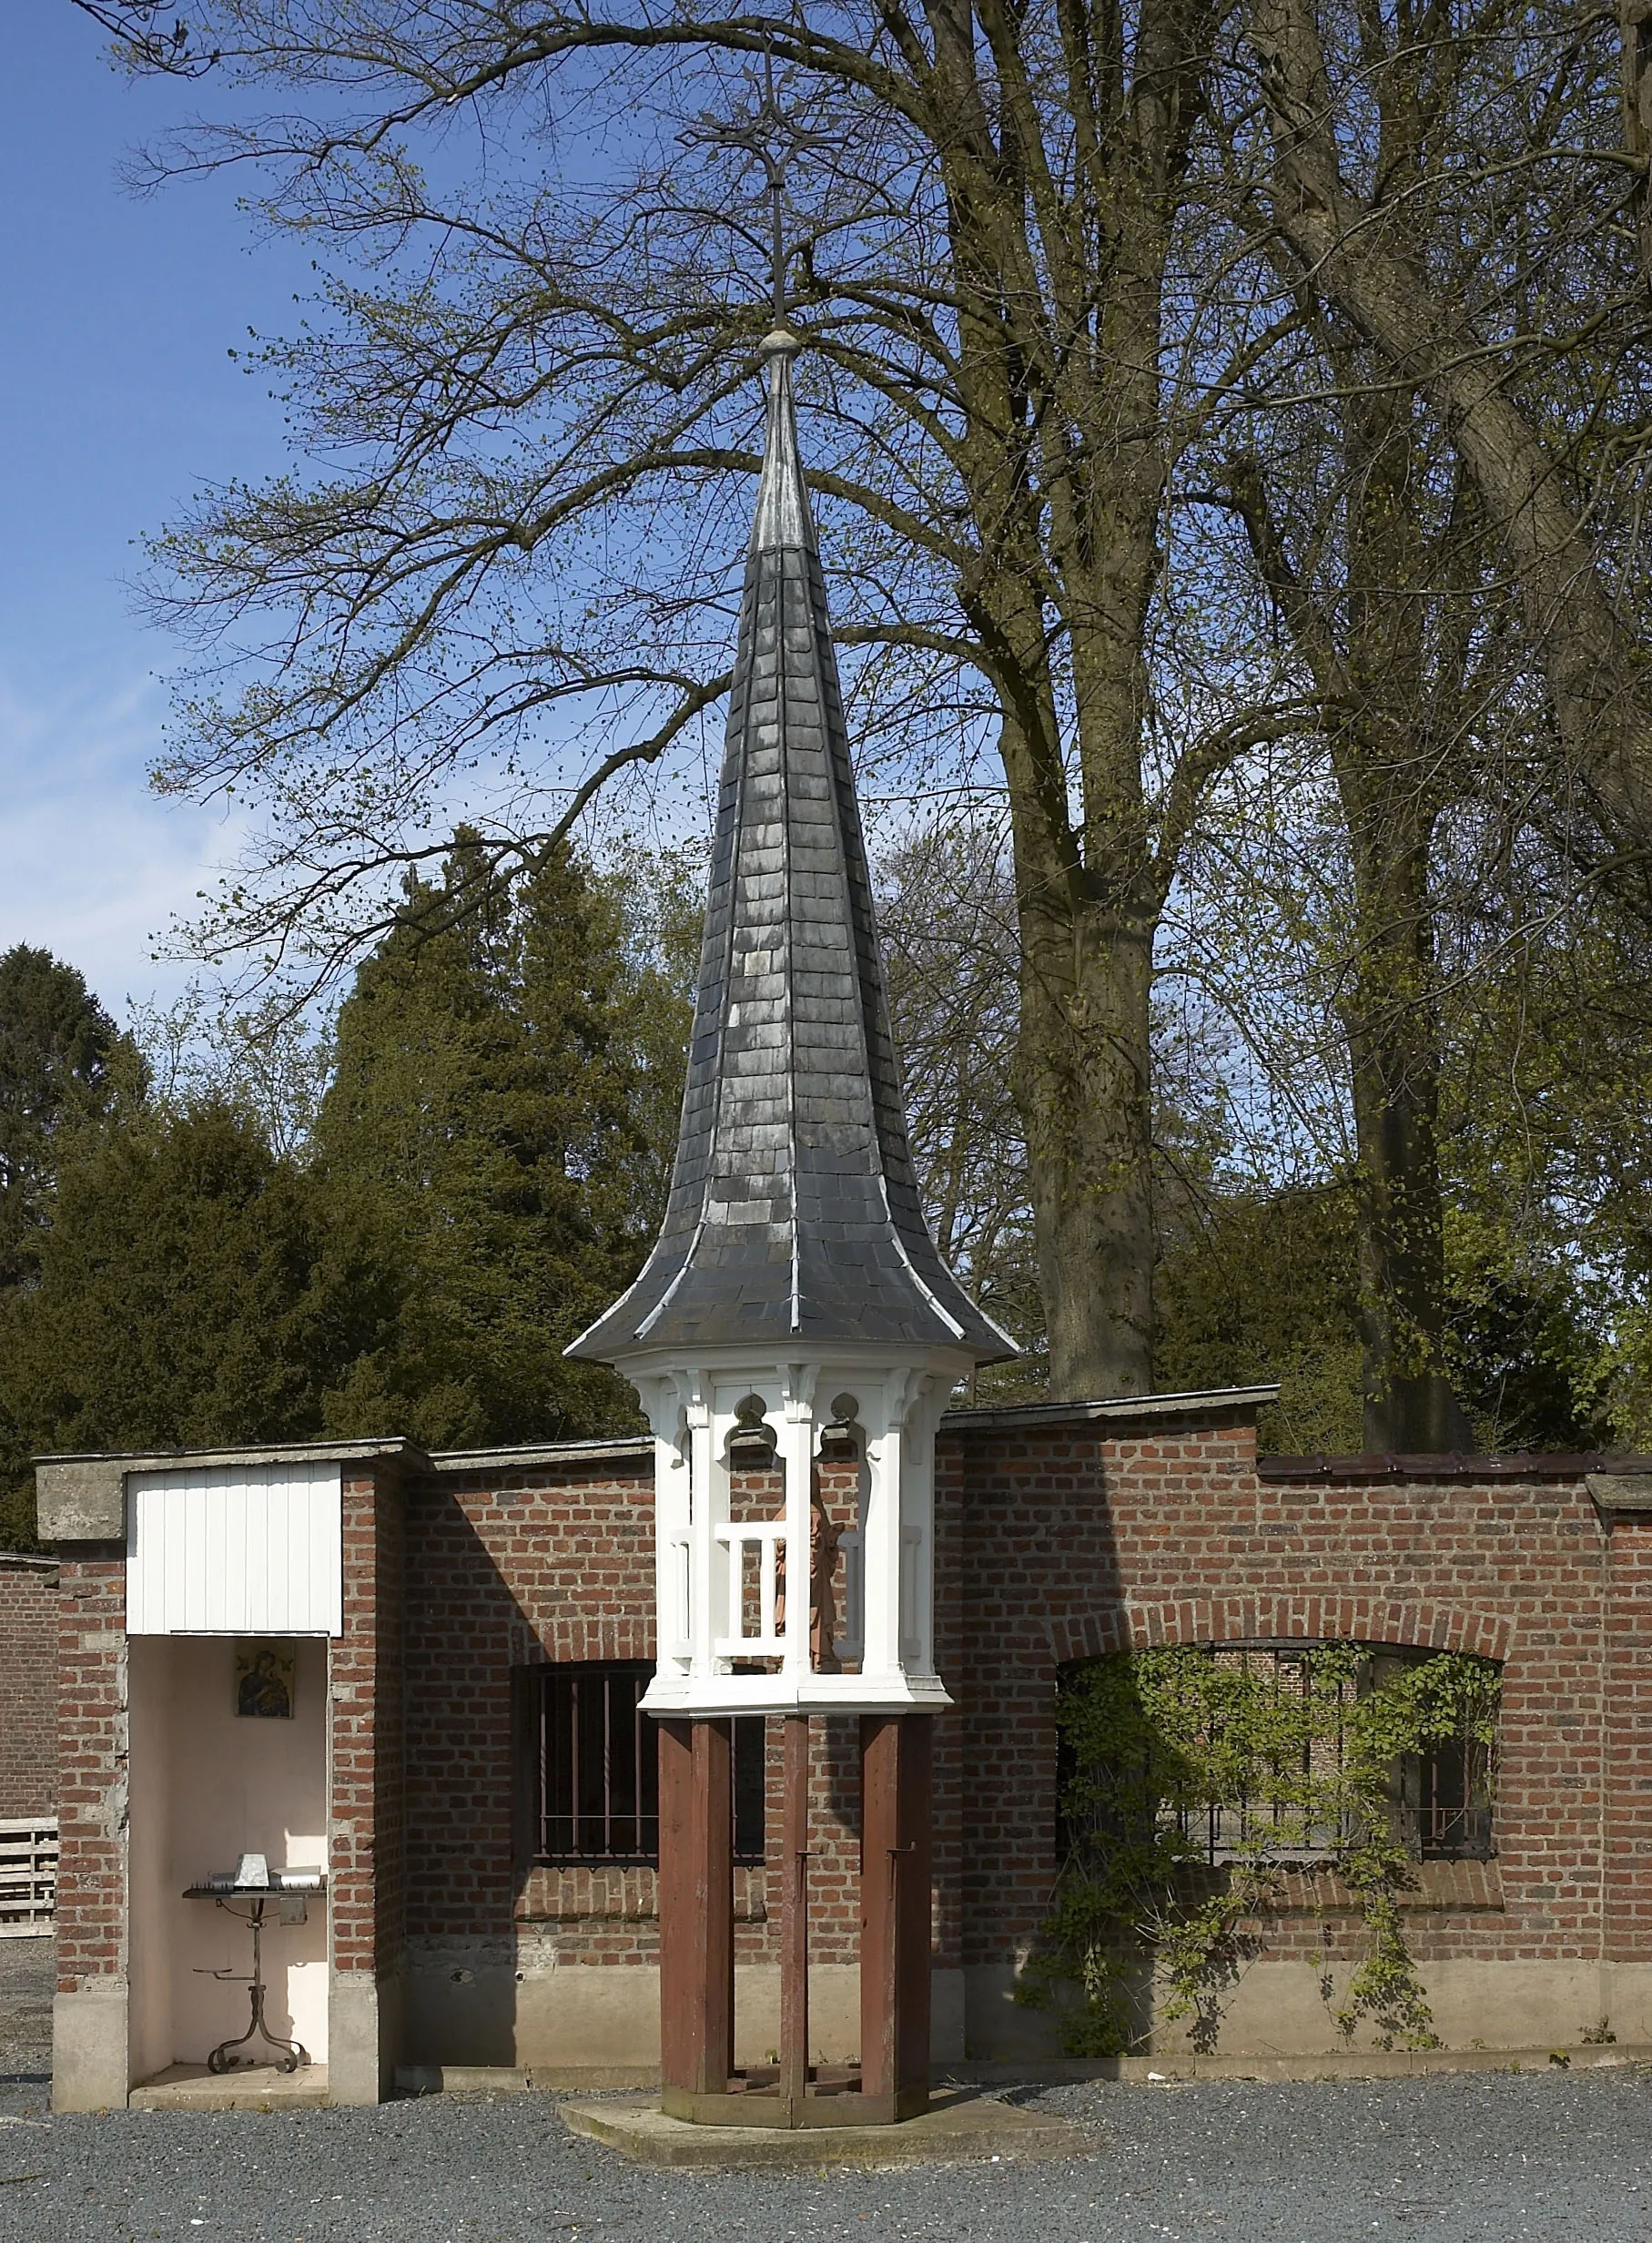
[395,2065,660,2096]
[560,2090,1090,2171]
[958,2044,1652,2086]
[129,2064,331,2111]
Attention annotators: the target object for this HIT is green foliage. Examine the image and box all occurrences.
[307,834,687,1450]
[0,946,144,1291]
[0,844,692,1544]
[0,1098,390,1545]
[1156,1185,1366,1452]
[1021,1645,1501,2055]
[1155,1177,1617,1456]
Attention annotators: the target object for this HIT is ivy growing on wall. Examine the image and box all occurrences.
[1018,1644,1501,2056]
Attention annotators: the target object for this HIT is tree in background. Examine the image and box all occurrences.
[877,823,1043,1396]
[309,834,688,1449]
[91,0,1333,1404]
[0,1098,389,1546]
[0,843,694,1545]
[0,945,142,1289]
[1246,0,1652,878]
[64,1,1652,1440]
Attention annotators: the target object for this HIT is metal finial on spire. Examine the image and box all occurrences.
[682,51,834,327]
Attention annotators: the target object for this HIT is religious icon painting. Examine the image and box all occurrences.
[234,1642,297,1719]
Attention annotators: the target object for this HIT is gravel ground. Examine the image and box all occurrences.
[3,1945,1649,2243]
[0,1936,49,2113]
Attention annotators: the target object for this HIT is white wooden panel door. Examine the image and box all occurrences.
[126,1463,343,1635]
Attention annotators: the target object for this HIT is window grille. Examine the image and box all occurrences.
[531,1664,765,1865]
[1058,1643,1496,1870]
[1405,1727,1495,1859]
[1167,1648,1353,1863]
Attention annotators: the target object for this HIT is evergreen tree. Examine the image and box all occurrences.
[310,835,686,1450]
[0,845,689,1546]
[0,946,141,1289]
[0,1098,394,1546]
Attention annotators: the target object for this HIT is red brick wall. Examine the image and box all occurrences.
[398,1405,1639,1984]
[405,1455,655,1954]
[54,1552,127,1992]
[403,1453,873,1969]
[41,1406,1652,2052]
[1603,1510,1652,1964]
[331,1464,407,1978]
[944,1410,1617,1973]
[0,1558,57,1818]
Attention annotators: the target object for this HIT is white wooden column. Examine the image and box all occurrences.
[779,1365,819,1684]
[684,1384,722,1681]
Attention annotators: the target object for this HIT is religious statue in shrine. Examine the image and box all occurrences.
[771,1479,844,1672]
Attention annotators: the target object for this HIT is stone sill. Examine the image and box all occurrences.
[1256,1860,1504,1916]
[515,1863,766,1924]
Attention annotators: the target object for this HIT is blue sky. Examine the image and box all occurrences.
[0,11,310,1017]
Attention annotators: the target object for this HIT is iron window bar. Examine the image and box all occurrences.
[1060,1643,1495,1869]
[534,1662,765,1866]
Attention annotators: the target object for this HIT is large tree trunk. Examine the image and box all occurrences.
[1227,380,1475,1449]
[1013,846,1156,1396]
[917,0,1222,1397]
[1342,817,1472,1453]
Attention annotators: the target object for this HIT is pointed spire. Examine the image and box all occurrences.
[570,334,1012,1365]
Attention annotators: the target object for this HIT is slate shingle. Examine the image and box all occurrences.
[569,334,1015,1365]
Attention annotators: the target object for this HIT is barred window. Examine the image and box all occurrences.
[1056,1642,1497,1870]
[1168,1648,1354,1862]
[524,1663,765,1866]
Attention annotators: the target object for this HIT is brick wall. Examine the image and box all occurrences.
[0,1556,57,1819]
[54,1551,127,1993]
[331,1463,408,1980]
[405,1453,654,1954]
[400,1402,1646,1993]
[403,1453,870,1970]
[1602,1509,1652,1964]
[945,1408,1620,1975]
[40,1401,1652,2075]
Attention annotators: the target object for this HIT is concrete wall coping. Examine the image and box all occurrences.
[941,1385,1279,1434]
[1264,1452,1652,1484]
[35,1436,434,1542]
[433,1393,1282,1466]
[37,1393,1285,1517]
[1586,1471,1652,1513]
[35,1436,429,1470]
[431,1436,652,1473]
[0,1551,58,1573]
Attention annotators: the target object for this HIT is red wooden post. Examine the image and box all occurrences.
[780,1713,810,2117]
[858,1712,932,2120]
[657,1718,734,2107]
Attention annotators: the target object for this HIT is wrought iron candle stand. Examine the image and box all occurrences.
[183,1861,326,2075]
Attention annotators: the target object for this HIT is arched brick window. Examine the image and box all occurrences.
[1056,1641,1497,1867]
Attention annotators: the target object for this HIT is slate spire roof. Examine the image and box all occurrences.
[570,330,1012,1364]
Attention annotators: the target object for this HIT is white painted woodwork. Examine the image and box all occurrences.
[627,1353,957,1718]
[126,1463,343,1636]
[713,1521,789,1659]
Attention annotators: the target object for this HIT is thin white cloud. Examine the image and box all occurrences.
[0,665,244,1016]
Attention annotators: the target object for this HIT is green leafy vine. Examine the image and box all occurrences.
[1018,1644,1500,2056]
